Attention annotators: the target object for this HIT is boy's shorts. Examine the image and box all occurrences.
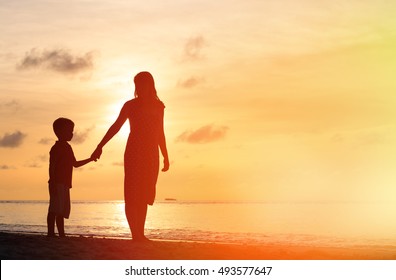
[48,183,71,219]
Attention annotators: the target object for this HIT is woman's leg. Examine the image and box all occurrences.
[125,197,148,241]
[125,199,136,238]
[136,202,148,239]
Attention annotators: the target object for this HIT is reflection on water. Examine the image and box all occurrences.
[0,200,395,246]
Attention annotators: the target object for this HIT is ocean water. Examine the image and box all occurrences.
[0,200,395,247]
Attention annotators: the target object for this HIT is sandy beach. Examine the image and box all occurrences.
[1,231,395,260]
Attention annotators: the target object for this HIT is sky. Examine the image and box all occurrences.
[1,0,396,202]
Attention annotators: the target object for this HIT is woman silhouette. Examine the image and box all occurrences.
[92,71,169,242]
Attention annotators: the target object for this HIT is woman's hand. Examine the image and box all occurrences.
[161,158,169,172]
[91,146,102,161]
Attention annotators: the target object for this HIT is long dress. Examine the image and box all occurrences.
[123,98,165,206]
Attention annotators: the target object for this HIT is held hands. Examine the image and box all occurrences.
[91,146,103,161]
[162,158,170,172]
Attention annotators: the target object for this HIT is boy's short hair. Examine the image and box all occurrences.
[53,118,74,138]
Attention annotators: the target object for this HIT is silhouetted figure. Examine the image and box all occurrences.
[91,71,169,242]
[47,118,96,237]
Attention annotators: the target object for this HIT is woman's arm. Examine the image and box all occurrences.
[159,109,169,172]
[159,131,169,172]
[91,102,129,160]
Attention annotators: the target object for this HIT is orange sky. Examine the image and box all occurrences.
[1,0,396,202]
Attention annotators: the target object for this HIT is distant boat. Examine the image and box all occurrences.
[164,198,177,201]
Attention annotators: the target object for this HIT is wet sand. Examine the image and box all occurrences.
[1,231,395,260]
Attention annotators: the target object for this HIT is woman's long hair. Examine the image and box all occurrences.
[134,71,160,101]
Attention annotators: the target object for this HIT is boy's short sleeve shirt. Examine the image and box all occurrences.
[49,141,76,188]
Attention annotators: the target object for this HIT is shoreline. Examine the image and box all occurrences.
[1,231,396,260]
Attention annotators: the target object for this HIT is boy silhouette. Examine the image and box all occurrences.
[47,117,95,237]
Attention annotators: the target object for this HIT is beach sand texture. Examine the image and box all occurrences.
[1,232,396,260]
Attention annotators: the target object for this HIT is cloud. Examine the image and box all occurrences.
[71,127,94,144]
[17,48,95,74]
[0,165,15,170]
[176,124,229,144]
[26,163,42,168]
[0,131,27,148]
[178,76,204,88]
[331,127,391,148]
[38,137,54,145]
[25,154,48,168]
[0,99,21,113]
[354,132,384,146]
[182,36,206,61]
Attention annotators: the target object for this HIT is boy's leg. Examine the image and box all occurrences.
[55,216,65,237]
[47,212,56,237]
[47,183,57,237]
